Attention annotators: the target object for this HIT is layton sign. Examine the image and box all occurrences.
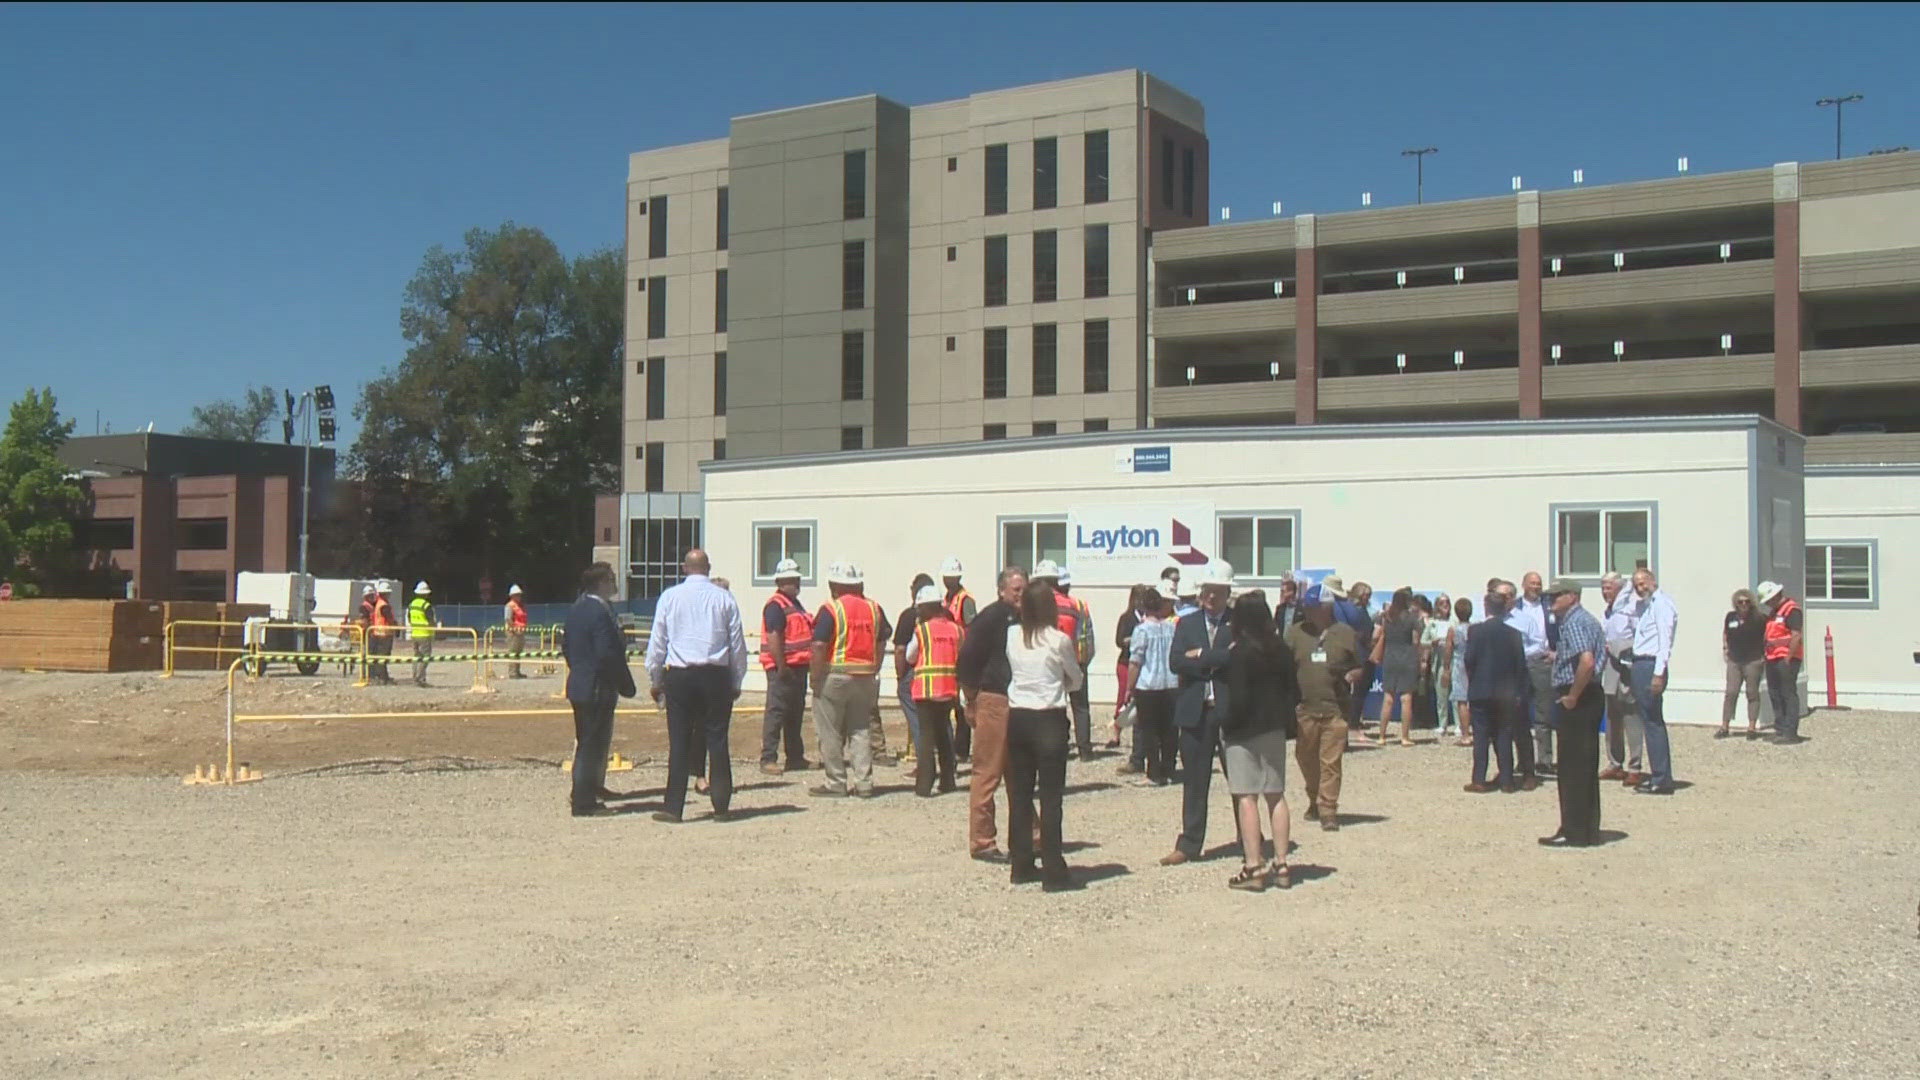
[1065,505,1216,586]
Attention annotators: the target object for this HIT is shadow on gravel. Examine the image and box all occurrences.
[1069,862,1131,886]
[1284,863,1337,886]
[862,784,920,798]
[603,787,666,801]
[1201,843,1247,862]
[1590,829,1630,846]
[1062,781,1119,797]
[711,804,805,822]
[727,781,793,793]
[1332,813,1389,827]
[1058,840,1102,853]
[609,801,668,815]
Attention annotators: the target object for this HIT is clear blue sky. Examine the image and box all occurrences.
[4,2,1913,448]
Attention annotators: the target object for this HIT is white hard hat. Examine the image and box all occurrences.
[940,556,964,577]
[773,558,803,581]
[508,584,523,596]
[414,581,431,595]
[1156,580,1179,600]
[1032,559,1062,581]
[828,561,864,586]
[362,584,375,596]
[1197,561,1235,589]
[1755,580,1784,604]
[1057,568,1073,586]
[915,584,944,606]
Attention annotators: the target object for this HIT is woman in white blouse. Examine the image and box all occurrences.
[1003,579,1086,892]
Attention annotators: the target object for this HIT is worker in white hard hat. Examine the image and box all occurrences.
[939,556,978,760]
[903,582,961,795]
[1161,561,1236,867]
[758,558,814,775]
[1031,560,1097,761]
[808,560,892,797]
[407,580,438,687]
[503,584,530,679]
[1756,579,1806,745]
[355,582,393,685]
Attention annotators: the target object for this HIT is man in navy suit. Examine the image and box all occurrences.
[564,561,638,817]
[1159,562,1236,866]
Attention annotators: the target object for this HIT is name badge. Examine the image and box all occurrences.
[1310,649,1328,664]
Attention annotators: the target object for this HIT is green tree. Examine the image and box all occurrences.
[0,388,90,595]
[342,224,622,599]
[181,384,280,442]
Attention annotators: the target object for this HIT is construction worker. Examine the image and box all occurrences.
[408,581,437,687]
[941,556,978,760]
[808,561,891,798]
[904,583,961,796]
[362,581,397,685]
[1032,561,1097,760]
[758,558,813,775]
[504,584,530,679]
[890,573,936,770]
[1756,580,1806,745]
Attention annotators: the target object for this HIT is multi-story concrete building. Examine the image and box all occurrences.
[619,70,1207,596]
[1149,152,1920,466]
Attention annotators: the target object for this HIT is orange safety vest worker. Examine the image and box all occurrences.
[944,587,974,627]
[1052,588,1090,666]
[826,593,881,675]
[760,591,816,671]
[1764,597,1803,661]
[506,597,529,630]
[370,595,397,637]
[912,616,963,702]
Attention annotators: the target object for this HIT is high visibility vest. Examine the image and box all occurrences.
[407,598,435,640]
[760,591,815,671]
[505,599,528,630]
[944,587,974,627]
[1053,589,1091,667]
[370,597,396,636]
[825,594,880,675]
[912,616,962,701]
[1764,598,1802,661]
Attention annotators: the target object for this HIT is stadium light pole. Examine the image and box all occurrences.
[1816,94,1863,160]
[1402,146,1438,204]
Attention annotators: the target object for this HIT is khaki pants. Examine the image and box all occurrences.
[411,637,433,686]
[506,628,526,678]
[1295,710,1347,818]
[967,692,1040,854]
[815,674,879,793]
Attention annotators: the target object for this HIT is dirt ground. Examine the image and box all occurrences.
[3,673,1918,1078]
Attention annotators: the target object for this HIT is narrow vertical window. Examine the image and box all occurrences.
[1032,229,1057,304]
[984,327,1007,399]
[1033,136,1057,211]
[985,143,1008,215]
[1083,320,1109,393]
[1084,225,1109,299]
[843,149,866,220]
[1033,324,1057,397]
[715,186,728,250]
[1084,130,1109,204]
[841,331,865,401]
[645,357,665,420]
[984,235,1008,307]
[713,268,727,333]
[1181,147,1195,217]
[1160,137,1175,208]
[649,195,668,257]
[842,240,865,310]
[647,276,667,338]
[713,351,727,416]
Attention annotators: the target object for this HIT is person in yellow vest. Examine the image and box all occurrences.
[940,556,977,760]
[904,584,962,796]
[407,581,437,687]
[758,558,814,775]
[808,561,891,798]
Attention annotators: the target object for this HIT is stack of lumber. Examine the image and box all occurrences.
[0,599,167,672]
[163,601,270,671]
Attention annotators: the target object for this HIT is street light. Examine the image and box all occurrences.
[1816,94,1864,160]
[281,385,337,622]
[1401,146,1438,204]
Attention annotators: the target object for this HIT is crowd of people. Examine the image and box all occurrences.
[560,547,1813,891]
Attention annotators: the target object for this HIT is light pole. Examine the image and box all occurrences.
[1816,94,1863,160]
[281,386,336,622]
[1402,146,1438,204]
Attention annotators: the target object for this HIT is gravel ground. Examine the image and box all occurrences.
[4,712,1917,1079]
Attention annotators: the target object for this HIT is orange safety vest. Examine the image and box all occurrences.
[825,594,880,675]
[370,597,397,637]
[1764,598,1803,661]
[1053,589,1091,665]
[944,587,974,627]
[506,598,529,630]
[912,616,962,701]
[760,591,816,671]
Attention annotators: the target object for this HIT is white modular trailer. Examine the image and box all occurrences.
[702,415,1806,725]
[1805,464,1919,713]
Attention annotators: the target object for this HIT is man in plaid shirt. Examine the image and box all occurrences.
[1540,578,1607,848]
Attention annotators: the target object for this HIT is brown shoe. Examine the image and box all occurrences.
[1622,772,1646,786]
[1159,849,1192,866]
[1598,767,1627,781]
[1520,776,1541,792]
[1321,817,1340,832]
[760,762,784,776]
[1463,781,1498,793]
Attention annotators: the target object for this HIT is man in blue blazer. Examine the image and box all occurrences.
[564,561,638,817]
[1160,561,1236,866]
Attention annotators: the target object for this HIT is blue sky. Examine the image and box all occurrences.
[3,2,1914,448]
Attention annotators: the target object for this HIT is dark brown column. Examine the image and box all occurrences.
[1772,163,1802,431]
[1294,214,1318,424]
[1517,191,1543,419]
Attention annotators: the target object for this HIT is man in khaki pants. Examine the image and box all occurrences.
[1285,585,1360,832]
[956,566,1041,861]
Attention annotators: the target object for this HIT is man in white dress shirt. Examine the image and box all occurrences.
[1507,571,1555,777]
[1625,567,1679,796]
[645,549,749,822]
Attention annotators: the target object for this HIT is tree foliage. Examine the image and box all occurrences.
[0,388,90,595]
[335,224,623,600]
[181,384,280,442]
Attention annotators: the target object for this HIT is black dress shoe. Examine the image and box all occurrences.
[971,847,1008,863]
[651,810,683,823]
[1632,781,1675,796]
[708,809,732,822]
[1042,873,1084,893]
[1010,863,1043,885]
[1538,833,1581,847]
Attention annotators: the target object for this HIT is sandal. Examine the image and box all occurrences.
[1713,728,1730,739]
[1270,861,1291,890]
[694,778,710,794]
[1228,864,1268,892]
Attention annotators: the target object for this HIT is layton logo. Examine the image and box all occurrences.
[1167,519,1210,565]
[1076,517,1210,565]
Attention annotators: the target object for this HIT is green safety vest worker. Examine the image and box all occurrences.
[408,595,436,640]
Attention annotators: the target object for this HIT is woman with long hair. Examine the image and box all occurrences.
[1424,593,1454,738]
[1368,587,1423,746]
[1222,592,1299,891]
[1448,596,1474,745]
[1111,584,1151,757]
[1721,587,1767,739]
[1002,578,1086,892]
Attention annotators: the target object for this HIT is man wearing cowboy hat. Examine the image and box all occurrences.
[1160,561,1236,866]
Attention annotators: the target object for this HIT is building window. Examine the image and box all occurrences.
[844,149,867,220]
[984,423,1007,440]
[1084,130,1109,204]
[645,356,666,420]
[948,156,957,172]
[841,426,864,451]
[176,518,229,551]
[1033,229,1058,304]
[1160,137,1175,208]
[1217,513,1300,580]
[1083,319,1109,393]
[1553,504,1653,579]
[1033,323,1057,396]
[716,186,728,250]
[714,268,727,333]
[1033,421,1057,436]
[985,142,1008,215]
[83,517,135,550]
[1181,147,1195,217]
[713,439,726,462]
[1805,541,1875,606]
[984,234,1008,307]
[1083,418,1109,432]
[713,351,726,416]
[947,245,956,262]
[1001,516,1067,572]
[647,276,666,338]
[649,195,668,258]
[842,240,865,310]
[945,336,956,352]
[753,521,815,586]
[644,441,665,493]
[983,327,1007,399]
[1084,225,1109,299]
[841,331,865,401]
[1033,136,1057,211]
[630,516,703,600]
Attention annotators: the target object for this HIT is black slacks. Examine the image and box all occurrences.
[664,665,735,817]
[1132,688,1177,782]
[1175,706,1221,857]
[569,689,617,814]
[914,698,959,795]
[760,665,809,766]
[1004,707,1070,873]
[1555,683,1603,843]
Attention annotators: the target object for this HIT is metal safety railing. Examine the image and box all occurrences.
[164,620,370,686]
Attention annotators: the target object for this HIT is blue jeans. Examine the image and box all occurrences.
[1629,658,1673,789]
[897,678,922,756]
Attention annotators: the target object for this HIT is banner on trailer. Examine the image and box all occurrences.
[1063,504,1217,586]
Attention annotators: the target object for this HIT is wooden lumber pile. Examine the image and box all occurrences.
[0,599,167,672]
[163,601,269,671]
